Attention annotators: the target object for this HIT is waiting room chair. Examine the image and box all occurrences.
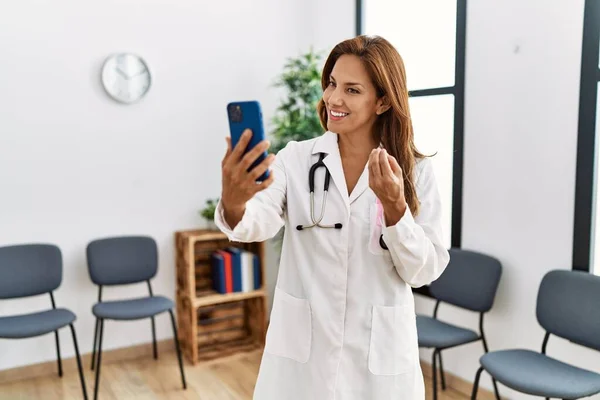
[86,236,186,400]
[416,248,502,400]
[471,269,600,400]
[0,244,88,399]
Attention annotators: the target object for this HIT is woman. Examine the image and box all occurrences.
[215,35,450,400]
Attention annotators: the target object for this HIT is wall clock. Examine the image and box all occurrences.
[101,53,151,104]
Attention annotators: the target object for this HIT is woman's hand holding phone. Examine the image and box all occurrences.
[221,129,275,229]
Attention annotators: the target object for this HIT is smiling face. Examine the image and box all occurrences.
[317,35,424,216]
[321,54,388,137]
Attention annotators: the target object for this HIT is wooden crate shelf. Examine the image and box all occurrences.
[174,229,267,364]
[193,289,265,308]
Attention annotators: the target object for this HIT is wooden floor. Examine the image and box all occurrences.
[0,349,472,400]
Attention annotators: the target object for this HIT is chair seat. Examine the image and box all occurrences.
[416,315,479,349]
[93,296,174,320]
[480,349,600,399]
[0,308,76,338]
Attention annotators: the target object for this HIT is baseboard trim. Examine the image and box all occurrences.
[0,339,174,385]
[420,359,503,400]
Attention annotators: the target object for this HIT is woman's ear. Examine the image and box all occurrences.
[376,96,391,115]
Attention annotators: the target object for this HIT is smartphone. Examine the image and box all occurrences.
[226,101,270,182]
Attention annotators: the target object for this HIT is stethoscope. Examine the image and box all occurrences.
[296,153,343,231]
[295,152,389,251]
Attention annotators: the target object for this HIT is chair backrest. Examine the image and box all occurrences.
[0,244,62,299]
[429,248,502,313]
[536,269,600,352]
[86,236,158,286]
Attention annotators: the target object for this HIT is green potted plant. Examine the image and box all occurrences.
[269,48,325,248]
[199,198,219,230]
[270,47,325,154]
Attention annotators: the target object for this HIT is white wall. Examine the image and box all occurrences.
[0,0,315,371]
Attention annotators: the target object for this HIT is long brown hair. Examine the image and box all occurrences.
[317,35,428,216]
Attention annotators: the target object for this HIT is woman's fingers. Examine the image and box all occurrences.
[230,129,253,162]
[369,148,382,177]
[380,149,394,177]
[241,139,271,171]
[256,173,275,191]
[222,137,233,166]
[221,130,277,214]
[250,154,276,181]
[386,154,403,178]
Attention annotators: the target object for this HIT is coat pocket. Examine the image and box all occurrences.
[368,304,417,375]
[264,287,312,363]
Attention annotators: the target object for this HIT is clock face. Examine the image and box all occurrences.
[101,53,151,104]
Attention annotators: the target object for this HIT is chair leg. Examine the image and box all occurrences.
[432,349,438,400]
[91,318,99,370]
[492,378,501,400]
[438,350,446,390]
[168,309,187,390]
[93,319,105,400]
[471,366,484,400]
[54,330,63,377]
[481,337,501,399]
[69,324,89,400]
[151,316,158,360]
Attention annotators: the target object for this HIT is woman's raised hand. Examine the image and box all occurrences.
[220,129,275,226]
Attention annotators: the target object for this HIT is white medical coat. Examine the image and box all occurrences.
[215,130,450,400]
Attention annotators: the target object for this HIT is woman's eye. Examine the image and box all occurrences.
[348,88,359,94]
[328,81,336,87]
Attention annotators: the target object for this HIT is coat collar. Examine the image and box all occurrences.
[311,130,338,155]
[311,131,371,206]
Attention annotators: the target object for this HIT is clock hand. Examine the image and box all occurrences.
[115,67,129,79]
[131,69,148,78]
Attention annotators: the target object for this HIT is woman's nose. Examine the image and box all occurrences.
[328,88,344,107]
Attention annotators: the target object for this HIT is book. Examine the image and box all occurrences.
[241,250,254,292]
[216,250,233,293]
[210,252,226,294]
[210,248,261,294]
[253,252,261,290]
[225,247,243,292]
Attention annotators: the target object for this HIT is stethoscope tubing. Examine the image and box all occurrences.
[296,152,388,250]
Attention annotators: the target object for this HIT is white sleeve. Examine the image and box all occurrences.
[214,144,289,243]
[382,157,450,287]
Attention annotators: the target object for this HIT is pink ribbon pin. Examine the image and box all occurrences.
[369,197,385,252]
[375,197,384,228]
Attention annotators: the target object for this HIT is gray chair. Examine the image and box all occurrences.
[471,269,600,400]
[86,236,186,400]
[417,248,502,400]
[0,244,88,399]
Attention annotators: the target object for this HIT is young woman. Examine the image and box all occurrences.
[215,35,449,400]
